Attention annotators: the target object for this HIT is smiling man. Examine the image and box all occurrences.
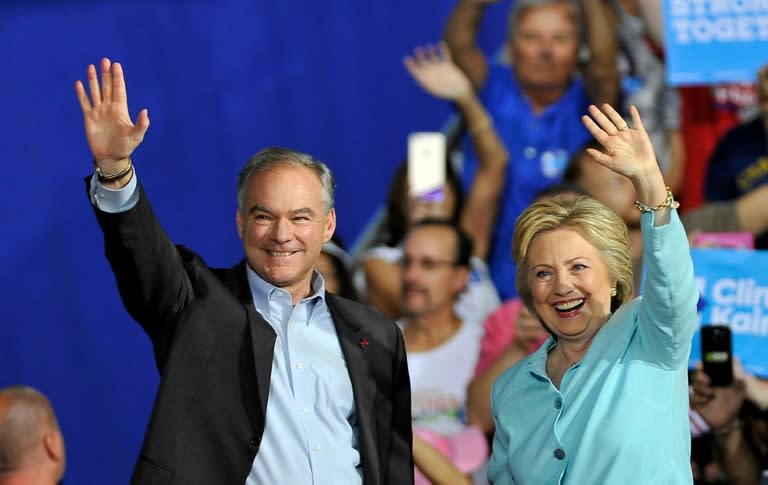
[397,219,488,483]
[76,58,413,485]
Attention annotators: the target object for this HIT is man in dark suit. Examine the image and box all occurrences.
[75,58,413,484]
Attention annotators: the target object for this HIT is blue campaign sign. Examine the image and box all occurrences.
[689,248,768,377]
[663,0,768,85]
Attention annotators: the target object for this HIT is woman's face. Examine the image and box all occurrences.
[405,183,458,228]
[527,228,615,346]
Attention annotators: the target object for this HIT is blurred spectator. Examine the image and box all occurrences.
[443,0,620,299]
[358,43,506,321]
[0,386,66,485]
[398,219,488,484]
[316,236,359,301]
[690,360,768,484]
[466,299,548,434]
[564,138,768,289]
[703,64,768,249]
[608,0,685,193]
[623,0,761,211]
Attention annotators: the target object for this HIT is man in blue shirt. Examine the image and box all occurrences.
[76,58,413,484]
[443,0,620,298]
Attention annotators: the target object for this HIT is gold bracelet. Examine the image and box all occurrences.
[95,158,133,181]
[634,186,679,213]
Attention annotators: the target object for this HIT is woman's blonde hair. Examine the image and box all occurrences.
[513,195,633,316]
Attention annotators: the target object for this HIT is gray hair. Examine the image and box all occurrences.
[237,147,336,213]
[507,0,584,44]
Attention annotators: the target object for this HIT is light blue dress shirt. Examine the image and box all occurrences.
[90,172,362,484]
[245,268,361,485]
[488,210,698,484]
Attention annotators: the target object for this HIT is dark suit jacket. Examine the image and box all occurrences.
[90,181,414,485]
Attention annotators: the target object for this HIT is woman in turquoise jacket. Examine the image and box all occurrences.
[488,104,698,484]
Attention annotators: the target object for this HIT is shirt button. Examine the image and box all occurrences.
[249,436,259,447]
[554,448,566,460]
[296,362,303,369]
[314,445,320,452]
[302,406,309,413]
[554,397,562,409]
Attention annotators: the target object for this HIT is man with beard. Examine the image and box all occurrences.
[397,219,488,484]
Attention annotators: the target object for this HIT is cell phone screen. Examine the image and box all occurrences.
[407,132,446,198]
[700,324,733,387]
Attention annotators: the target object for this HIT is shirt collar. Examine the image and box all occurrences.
[246,265,326,313]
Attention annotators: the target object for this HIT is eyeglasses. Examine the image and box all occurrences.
[400,257,459,271]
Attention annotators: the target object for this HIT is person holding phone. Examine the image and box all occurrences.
[691,358,768,484]
[443,0,620,300]
[358,42,507,323]
[487,104,698,483]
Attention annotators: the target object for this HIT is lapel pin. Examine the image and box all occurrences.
[359,337,369,350]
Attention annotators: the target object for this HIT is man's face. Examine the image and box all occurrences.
[508,3,580,93]
[401,225,469,318]
[236,165,335,301]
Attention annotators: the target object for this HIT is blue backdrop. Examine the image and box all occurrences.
[0,0,511,482]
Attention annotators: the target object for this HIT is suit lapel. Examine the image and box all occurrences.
[326,295,379,481]
[221,261,276,433]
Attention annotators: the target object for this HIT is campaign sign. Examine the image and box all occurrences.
[689,248,768,377]
[663,0,768,85]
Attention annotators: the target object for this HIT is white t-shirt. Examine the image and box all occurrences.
[360,245,500,324]
[400,319,484,435]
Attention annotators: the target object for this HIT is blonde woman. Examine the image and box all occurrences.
[488,104,697,483]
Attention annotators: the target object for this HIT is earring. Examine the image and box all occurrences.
[610,287,617,297]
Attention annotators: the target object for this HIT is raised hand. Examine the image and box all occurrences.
[690,363,745,430]
[75,58,149,172]
[404,42,472,102]
[581,104,669,213]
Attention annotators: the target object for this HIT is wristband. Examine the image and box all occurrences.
[634,186,678,213]
[95,158,133,182]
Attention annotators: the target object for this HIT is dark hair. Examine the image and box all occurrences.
[408,218,473,268]
[534,181,589,201]
[562,138,602,185]
[385,158,465,247]
[320,235,360,301]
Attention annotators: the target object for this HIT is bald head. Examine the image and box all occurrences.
[0,386,65,484]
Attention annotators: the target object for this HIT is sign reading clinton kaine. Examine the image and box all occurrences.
[689,248,768,377]
[663,0,768,85]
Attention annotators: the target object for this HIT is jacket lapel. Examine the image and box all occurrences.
[221,261,276,435]
[325,295,379,481]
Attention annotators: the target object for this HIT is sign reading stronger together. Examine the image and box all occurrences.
[664,0,768,85]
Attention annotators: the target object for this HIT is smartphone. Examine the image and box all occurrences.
[407,132,446,199]
[700,324,733,386]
